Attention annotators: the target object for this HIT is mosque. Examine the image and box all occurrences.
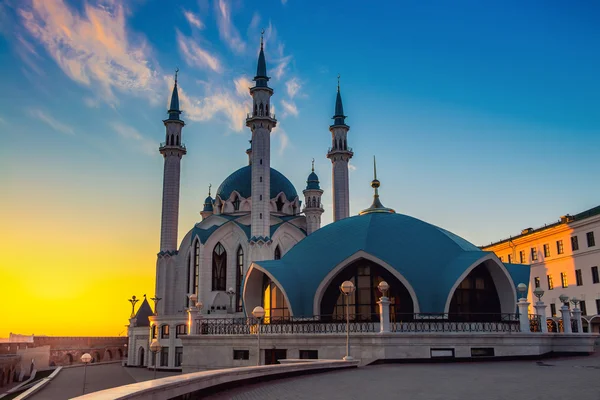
[126,37,594,371]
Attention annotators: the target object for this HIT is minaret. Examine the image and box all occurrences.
[246,31,277,242]
[327,75,353,221]
[159,69,186,252]
[200,184,214,220]
[303,159,324,235]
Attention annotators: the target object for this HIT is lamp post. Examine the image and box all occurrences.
[128,296,139,318]
[570,297,583,333]
[252,306,265,366]
[226,287,236,313]
[533,287,547,333]
[377,281,391,333]
[149,339,162,379]
[80,353,92,395]
[340,280,356,360]
[559,294,572,333]
[516,283,530,332]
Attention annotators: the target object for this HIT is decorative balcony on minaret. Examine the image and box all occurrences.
[303,160,324,235]
[246,32,277,244]
[327,76,353,222]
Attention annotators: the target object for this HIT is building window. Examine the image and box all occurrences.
[186,254,191,307]
[175,347,183,367]
[556,240,564,255]
[274,245,281,260]
[587,231,595,247]
[262,276,290,322]
[550,303,556,317]
[233,196,241,211]
[547,275,553,290]
[161,325,169,339]
[519,250,526,264]
[236,246,244,312]
[534,277,540,288]
[160,347,169,367]
[499,256,503,262]
[543,244,550,257]
[299,350,318,359]
[560,272,568,288]
[592,266,599,284]
[596,299,600,314]
[193,240,200,295]
[175,324,187,338]
[507,254,512,263]
[531,247,538,261]
[233,350,250,360]
[580,301,587,316]
[576,269,583,286]
[212,242,227,291]
[571,236,579,251]
[151,325,157,339]
[260,176,262,182]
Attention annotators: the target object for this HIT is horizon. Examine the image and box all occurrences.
[1,0,599,337]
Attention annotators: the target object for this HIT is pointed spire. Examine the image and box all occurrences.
[254,29,269,87]
[332,74,346,125]
[306,159,320,190]
[167,68,182,121]
[312,158,315,172]
[359,156,395,215]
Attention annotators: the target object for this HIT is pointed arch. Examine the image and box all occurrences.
[254,104,257,116]
[274,245,282,260]
[177,135,181,146]
[193,239,200,295]
[170,134,174,146]
[138,347,145,366]
[212,242,227,291]
[236,245,244,312]
[259,103,264,116]
[265,103,270,116]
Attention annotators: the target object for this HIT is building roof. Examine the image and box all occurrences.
[203,196,214,211]
[133,298,154,327]
[332,86,347,126]
[216,165,298,201]
[305,171,320,190]
[254,212,528,315]
[482,204,600,248]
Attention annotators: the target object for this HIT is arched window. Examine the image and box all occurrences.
[193,240,200,295]
[177,135,180,146]
[259,103,264,116]
[254,104,257,116]
[312,196,316,207]
[449,264,501,320]
[274,245,281,260]
[138,347,145,366]
[212,243,227,291]
[236,246,244,312]
[186,253,191,306]
[170,134,174,145]
[233,196,241,211]
[262,276,289,323]
[275,196,284,212]
[343,139,347,150]
[265,104,270,116]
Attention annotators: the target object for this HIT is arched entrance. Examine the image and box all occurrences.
[320,258,414,321]
[449,263,501,321]
[93,351,101,363]
[105,350,112,360]
[65,353,74,365]
[138,347,145,366]
[117,348,123,359]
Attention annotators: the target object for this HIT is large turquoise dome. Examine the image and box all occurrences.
[216,165,298,200]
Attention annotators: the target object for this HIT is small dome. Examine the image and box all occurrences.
[203,196,214,212]
[306,171,320,190]
[216,165,298,201]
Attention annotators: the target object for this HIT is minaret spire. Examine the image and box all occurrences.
[168,68,181,121]
[359,156,395,215]
[303,160,324,235]
[327,75,353,221]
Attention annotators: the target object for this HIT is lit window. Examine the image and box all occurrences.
[543,244,550,257]
[175,324,187,338]
[571,236,579,251]
[587,232,595,247]
[507,254,512,263]
[519,251,526,264]
[576,269,583,286]
[236,246,244,312]
[547,275,554,290]
[560,272,568,288]
[531,247,538,261]
[556,240,564,255]
[193,240,200,295]
[161,325,169,339]
[534,277,540,288]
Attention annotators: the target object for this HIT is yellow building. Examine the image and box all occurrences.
[482,206,600,333]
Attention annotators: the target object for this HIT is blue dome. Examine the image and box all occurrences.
[203,196,213,211]
[216,165,298,201]
[254,212,529,315]
[306,171,320,190]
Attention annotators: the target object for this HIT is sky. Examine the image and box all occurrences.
[0,0,599,337]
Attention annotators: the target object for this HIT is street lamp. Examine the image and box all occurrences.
[226,287,236,313]
[570,297,580,307]
[128,296,139,318]
[377,281,389,298]
[533,287,545,302]
[517,283,527,300]
[252,306,265,366]
[80,353,92,395]
[340,280,356,361]
[149,339,162,379]
[559,294,569,305]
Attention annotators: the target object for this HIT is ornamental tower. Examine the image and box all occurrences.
[303,160,324,235]
[327,76,353,221]
[246,32,277,242]
[159,69,186,252]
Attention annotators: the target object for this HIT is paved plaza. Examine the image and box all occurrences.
[206,354,600,400]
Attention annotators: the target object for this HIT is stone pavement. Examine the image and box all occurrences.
[205,354,600,400]
[29,363,180,400]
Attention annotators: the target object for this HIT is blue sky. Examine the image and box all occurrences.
[1,0,599,248]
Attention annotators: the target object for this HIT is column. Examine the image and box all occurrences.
[169,323,176,367]
[517,298,531,333]
[534,302,548,333]
[560,305,572,333]
[571,307,583,333]
[377,296,391,333]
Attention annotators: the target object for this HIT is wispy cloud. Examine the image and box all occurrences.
[183,10,204,29]
[286,77,301,98]
[272,126,290,155]
[83,97,101,108]
[18,0,159,105]
[0,115,5,124]
[112,122,156,155]
[234,76,253,96]
[215,0,245,54]
[263,22,292,80]
[177,30,222,73]
[29,108,74,135]
[348,162,357,172]
[281,0,289,4]
[280,99,298,117]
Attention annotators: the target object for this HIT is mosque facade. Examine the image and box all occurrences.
[126,38,595,370]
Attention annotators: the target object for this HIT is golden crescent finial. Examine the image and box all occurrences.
[311,158,315,172]
[337,74,340,91]
[261,28,265,47]
[174,67,179,83]
[208,183,212,196]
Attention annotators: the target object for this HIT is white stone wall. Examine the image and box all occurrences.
[331,159,350,221]
[303,188,324,235]
[159,150,183,251]
[251,126,271,239]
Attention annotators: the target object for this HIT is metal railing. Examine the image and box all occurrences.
[159,142,186,149]
[246,112,276,120]
[195,313,521,335]
[327,146,353,154]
